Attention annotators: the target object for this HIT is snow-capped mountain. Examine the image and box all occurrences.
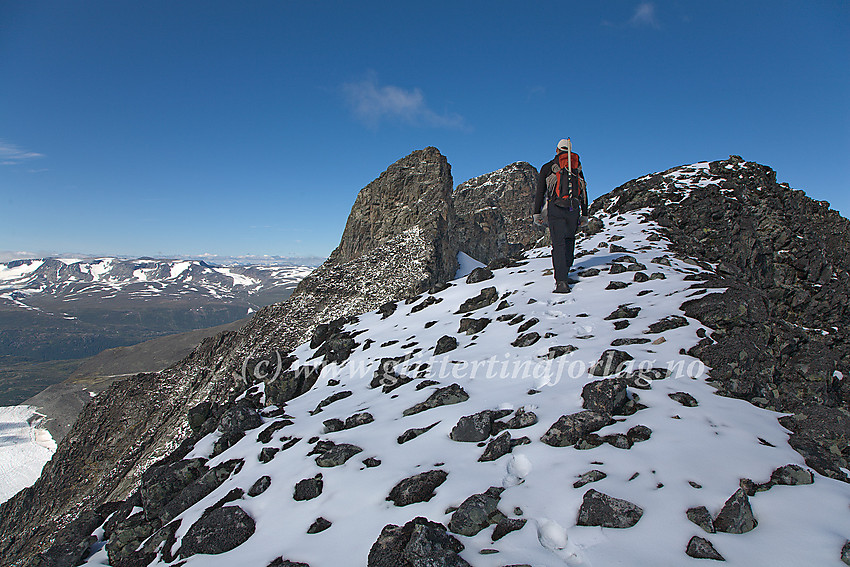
[76,208,850,566]
[0,257,314,313]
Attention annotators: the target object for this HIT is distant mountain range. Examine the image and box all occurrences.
[0,256,317,403]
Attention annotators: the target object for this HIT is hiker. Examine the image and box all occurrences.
[533,138,588,293]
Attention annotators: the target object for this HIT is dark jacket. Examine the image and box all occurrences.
[534,151,588,216]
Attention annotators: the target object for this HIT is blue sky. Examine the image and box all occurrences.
[1,1,847,261]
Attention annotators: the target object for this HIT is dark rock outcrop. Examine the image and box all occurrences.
[576,489,643,528]
[387,470,449,507]
[368,517,469,567]
[179,505,255,558]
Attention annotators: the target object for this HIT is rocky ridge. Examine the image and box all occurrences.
[2,152,849,567]
[0,147,541,566]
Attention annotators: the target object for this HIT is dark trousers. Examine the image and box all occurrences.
[548,203,580,282]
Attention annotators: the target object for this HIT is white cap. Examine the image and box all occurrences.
[557,138,571,152]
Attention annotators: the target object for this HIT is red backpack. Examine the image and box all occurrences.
[548,151,584,209]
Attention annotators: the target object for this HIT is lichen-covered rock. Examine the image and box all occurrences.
[573,470,607,489]
[457,287,499,313]
[576,489,643,528]
[589,349,634,376]
[293,475,323,501]
[478,432,513,462]
[687,506,716,533]
[387,470,448,506]
[367,516,468,567]
[582,377,629,415]
[540,410,614,447]
[403,384,469,416]
[770,464,814,486]
[669,391,699,407]
[314,443,363,467]
[713,488,757,534]
[450,410,494,442]
[686,536,725,561]
[448,487,505,536]
[434,335,459,355]
[466,267,494,284]
[248,476,271,497]
[179,506,255,558]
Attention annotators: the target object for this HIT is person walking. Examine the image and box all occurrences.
[533,138,588,293]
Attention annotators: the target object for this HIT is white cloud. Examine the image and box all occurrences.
[629,2,660,29]
[342,74,465,129]
[0,139,45,165]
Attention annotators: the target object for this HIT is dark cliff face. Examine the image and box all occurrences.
[592,155,850,480]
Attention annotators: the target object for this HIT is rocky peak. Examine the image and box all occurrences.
[329,146,458,283]
[453,161,544,263]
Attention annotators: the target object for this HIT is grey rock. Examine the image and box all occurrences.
[466,267,494,284]
[458,317,491,335]
[307,517,331,534]
[512,332,541,347]
[687,506,716,533]
[179,506,255,558]
[669,391,699,407]
[582,377,629,415]
[449,487,505,536]
[604,433,633,449]
[387,470,448,506]
[403,383,469,416]
[540,410,615,447]
[589,349,634,376]
[248,476,271,497]
[686,536,725,561]
[605,281,629,290]
[842,540,850,565]
[478,432,513,462]
[573,470,607,489]
[491,518,527,541]
[450,410,494,442]
[604,304,641,320]
[293,475,323,501]
[367,516,467,567]
[434,335,459,355]
[398,421,440,444]
[576,489,643,528]
[770,464,814,486]
[646,315,689,333]
[502,408,538,430]
[345,412,375,429]
[457,286,499,313]
[627,425,652,442]
[315,443,363,467]
[714,488,757,534]
[546,345,578,359]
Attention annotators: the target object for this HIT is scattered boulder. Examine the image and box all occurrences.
[842,541,850,565]
[627,425,652,442]
[606,281,629,290]
[770,464,814,486]
[713,489,757,534]
[687,506,716,533]
[315,443,363,467]
[403,384,469,416]
[686,536,725,561]
[573,470,607,489]
[669,392,699,407]
[248,476,271,497]
[435,335,459,355]
[307,517,332,534]
[647,315,689,333]
[293,475,323,501]
[491,518,527,541]
[387,470,448,506]
[604,304,641,320]
[449,487,505,536]
[478,432,513,462]
[179,506,255,558]
[466,267,494,284]
[582,378,629,415]
[512,332,541,347]
[589,349,634,376]
[398,421,440,444]
[500,408,539,430]
[576,489,643,528]
[457,286,499,313]
[451,410,494,442]
[546,345,578,359]
[458,317,490,335]
[367,517,468,567]
[540,410,615,447]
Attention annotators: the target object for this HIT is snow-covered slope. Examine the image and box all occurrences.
[83,210,850,566]
[0,406,56,505]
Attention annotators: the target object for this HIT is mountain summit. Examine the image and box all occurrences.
[1,152,848,567]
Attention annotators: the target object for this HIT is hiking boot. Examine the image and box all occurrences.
[554,280,571,294]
